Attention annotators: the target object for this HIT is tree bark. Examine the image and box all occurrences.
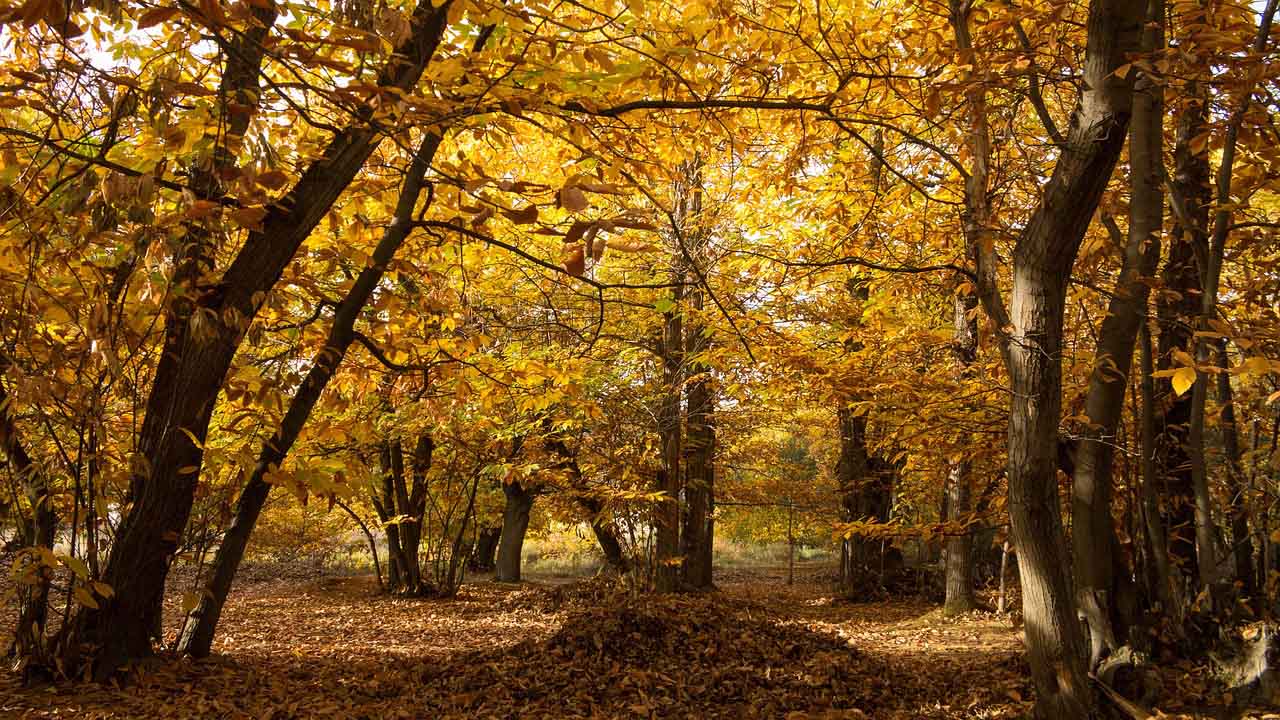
[1215,340,1254,594]
[379,441,410,591]
[388,439,425,593]
[495,480,534,583]
[942,0,990,617]
[544,433,630,573]
[175,132,441,658]
[943,292,979,615]
[654,267,684,593]
[1149,0,1209,597]
[470,526,501,571]
[53,2,453,680]
[401,433,434,592]
[1183,0,1276,590]
[968,0,1141,713]
[943,460,975,615]
[1139,321,1182,622]
[1071,0,1163,661]
[680,162,714,591]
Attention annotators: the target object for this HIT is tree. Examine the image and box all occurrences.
[966,0,1144,713]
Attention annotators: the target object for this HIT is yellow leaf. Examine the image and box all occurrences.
[73,586,99,609]
[1172,367,1196,397]
[181,590,201,613]
[61,554,89,578]
[179,427,204,449]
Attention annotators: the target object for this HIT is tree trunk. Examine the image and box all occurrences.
[943,291,979,614]
[1071,3,1163,660]
[403,433,434,592]
[1139,321,1182,622]
[1184,0,1276,591]
[580,495,630,573]
[943,461,975,615]
[942,0,990,618]
[495,481,534,583]
[388,439,424,593]
[1215,340,1254,594]
[176,132,441,657]
[969,0,1141,713]
[470,526,501,571]
[680,164,715,590]
[544,433,631,574]
[52,2,453,680]
[337,499,384,590]
[654,267,684,593]
[836,403,871,592]
[380,442,410,591]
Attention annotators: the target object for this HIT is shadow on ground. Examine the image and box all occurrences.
[0,567,1039,719]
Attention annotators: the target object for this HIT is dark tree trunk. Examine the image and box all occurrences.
[52,2,453,680]
[680,164,714,591]
[495,481,534,583]
[836,401,893,595]
[584,499,630,574]
[379,442,410,591]
[942,294,979,615]
[388,439,424,593]
[401,433,434,593]
[470,526,501,571]
[1215,340,1254,594]
[1184,0,1275,592]
[968,0,1141,713]
[544,432,630,573]
[654,268,684,594]
[836,404,870,592]
[1071,3,1163,660]
[337,499,384,590]
[1139,321,1182,622]
[1157,34,1210,589]
[176,132,441,658]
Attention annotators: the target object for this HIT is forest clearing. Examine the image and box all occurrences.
[2,0,1280,716]
[0,562,1045,719]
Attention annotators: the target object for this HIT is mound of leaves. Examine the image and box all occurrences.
[497,575,627,613]
[420,591,893,719]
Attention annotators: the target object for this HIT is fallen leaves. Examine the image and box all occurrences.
[0,565,1257,718]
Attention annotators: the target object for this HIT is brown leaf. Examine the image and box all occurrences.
[558,186,588,213]
[257,169,289,190]
[563,244,585,277]
[137,6,180,28]
[228,206,269,231]
[502,204,539,225]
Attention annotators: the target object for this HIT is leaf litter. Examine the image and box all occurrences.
[0,565,1263,718]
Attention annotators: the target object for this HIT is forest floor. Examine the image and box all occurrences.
[0,563,1268,719]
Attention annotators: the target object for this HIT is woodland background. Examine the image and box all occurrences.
[1,0,1280,717]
